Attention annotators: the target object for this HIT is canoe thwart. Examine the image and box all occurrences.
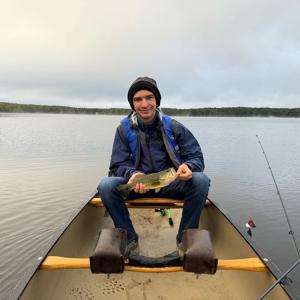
[217,257,268,272]
[182,229,217,274]
[90,228,127,274]
[40,256,268,272]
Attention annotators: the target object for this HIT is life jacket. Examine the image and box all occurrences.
[120,111,181,168]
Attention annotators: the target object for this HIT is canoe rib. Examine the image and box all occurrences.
[40,256,268,273]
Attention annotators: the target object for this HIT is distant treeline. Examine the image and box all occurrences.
[0,102,130,115]
[1,101,300,117]
[163,107,300,117]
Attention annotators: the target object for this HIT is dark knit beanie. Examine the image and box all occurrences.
[127,77,161,110]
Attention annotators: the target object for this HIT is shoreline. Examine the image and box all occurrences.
[1,102,300,118]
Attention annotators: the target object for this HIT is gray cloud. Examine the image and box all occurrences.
[0,0,299,108]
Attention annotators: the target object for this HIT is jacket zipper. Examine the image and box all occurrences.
[146,133,155,171]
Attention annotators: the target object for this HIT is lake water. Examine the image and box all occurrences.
[1,113,300,299]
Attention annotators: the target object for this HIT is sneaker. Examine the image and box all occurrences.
[125,239,140,256]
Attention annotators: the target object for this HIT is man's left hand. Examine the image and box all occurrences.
[128,172,150,194]
[176,163,192,181]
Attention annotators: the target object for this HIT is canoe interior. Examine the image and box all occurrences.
[20,199,289,300]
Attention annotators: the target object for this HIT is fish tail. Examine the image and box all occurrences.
[117,184,132,199]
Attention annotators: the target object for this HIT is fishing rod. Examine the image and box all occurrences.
[256,134,300,259]
[256,134,300,299]
[258,258,300,300]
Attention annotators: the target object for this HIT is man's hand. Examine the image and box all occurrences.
[176,163,192,181]
[128,172,150,194]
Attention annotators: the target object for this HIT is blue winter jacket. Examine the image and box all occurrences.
[108,111,205,181]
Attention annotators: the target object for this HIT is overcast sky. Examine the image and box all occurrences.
[0,0,299,108]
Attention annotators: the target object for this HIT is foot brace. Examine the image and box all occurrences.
[182,229,218,274]
[90,228,127,273]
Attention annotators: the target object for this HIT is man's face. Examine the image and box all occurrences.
[133,90,157,123]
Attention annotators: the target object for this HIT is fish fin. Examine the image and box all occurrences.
[155,188,161,193]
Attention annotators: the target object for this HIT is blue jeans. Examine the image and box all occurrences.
[97,172,210,244]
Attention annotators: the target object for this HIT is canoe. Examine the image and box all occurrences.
[19,194,291,299]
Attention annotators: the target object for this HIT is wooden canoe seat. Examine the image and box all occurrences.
[89,196,211,209]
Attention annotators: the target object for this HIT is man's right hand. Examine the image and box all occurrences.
[128,172,149,194]
[176,163,192,181]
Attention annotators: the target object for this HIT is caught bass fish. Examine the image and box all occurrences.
[118,168,178,198]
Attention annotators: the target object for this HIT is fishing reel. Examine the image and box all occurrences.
[154,208,174,226]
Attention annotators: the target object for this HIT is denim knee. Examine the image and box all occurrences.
[190,172,210,192]
[98,177,114,194]
[97,177,125,199]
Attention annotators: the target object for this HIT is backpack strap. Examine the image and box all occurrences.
[160,114,181,167]
[120,117,137,164]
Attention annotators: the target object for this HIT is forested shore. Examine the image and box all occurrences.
[1,101,300,117]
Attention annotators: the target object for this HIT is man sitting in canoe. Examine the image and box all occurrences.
[98,76,210,256]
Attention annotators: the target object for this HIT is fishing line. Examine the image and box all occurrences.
[256,134,300,259]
